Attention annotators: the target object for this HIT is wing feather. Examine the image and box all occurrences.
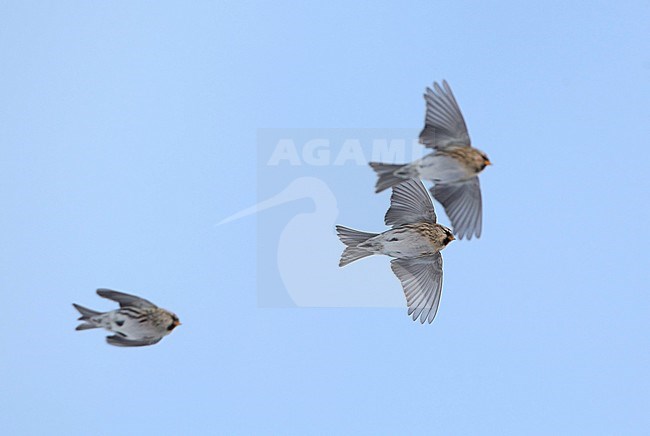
[96,289,158,309]
[431,177,482,240]
[390,254,444,324]
[106,335,163,347]
[419,80,471,150]
[384,179,437,227]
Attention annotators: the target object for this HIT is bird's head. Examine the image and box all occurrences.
[166,312,181,332]
[442,226,456,247]
[477,149,492,171]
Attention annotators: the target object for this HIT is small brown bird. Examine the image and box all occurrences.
[73,289,180,347]
[369,80,491,239]
[336,179,454,323]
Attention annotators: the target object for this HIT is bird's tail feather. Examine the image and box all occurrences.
[336,226,377,247]
[368,162,410,193]
[72,303,101,330]
[336,226,377,266]
[339,247,374,267]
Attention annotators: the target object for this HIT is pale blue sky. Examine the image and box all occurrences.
[1,1,649,434]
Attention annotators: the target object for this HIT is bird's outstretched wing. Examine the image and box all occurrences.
[96,289,158,309]
[431,176,482,240]
[419,80,471,150]
[106,335,163,347]
[390,253,444,324]
[384,179,437,227]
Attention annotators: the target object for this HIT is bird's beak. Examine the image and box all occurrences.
[174,320,182,327]
[485,160,492,166]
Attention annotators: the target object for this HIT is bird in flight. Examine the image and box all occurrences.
[369,80,491,239]
[336,179,455,323]
[73,289,180,347]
